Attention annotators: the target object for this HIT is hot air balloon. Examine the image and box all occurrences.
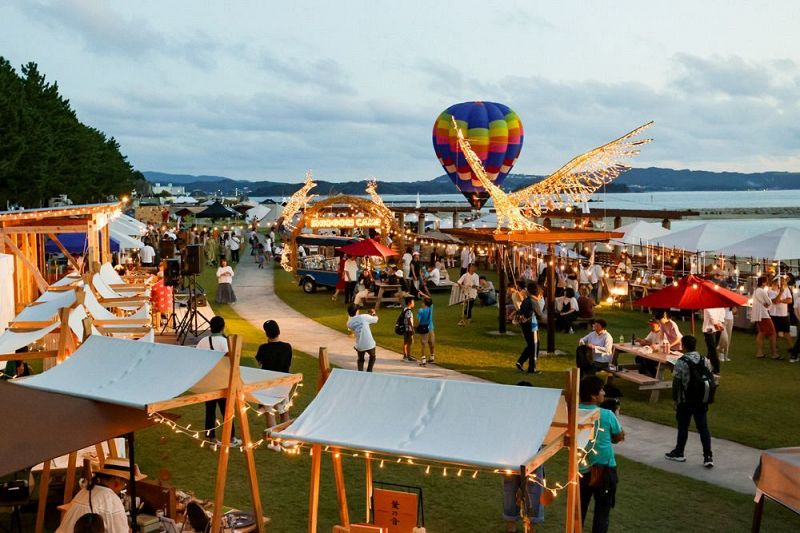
[432,101,524,208]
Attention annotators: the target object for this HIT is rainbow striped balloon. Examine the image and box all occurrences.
[432,101,524,209]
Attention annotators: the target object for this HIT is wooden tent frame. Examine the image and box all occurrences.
[0,203,122,311]
[272,349,595,533]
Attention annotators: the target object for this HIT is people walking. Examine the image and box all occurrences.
[516,282,541,374]
[347,304,379,372]
[579,375,624,533]
[417,297,435,366]
[665,335,716,468]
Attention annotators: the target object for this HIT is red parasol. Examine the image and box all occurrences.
[634,275,749,334]
[634,275,748,310]
[337,238,397,258]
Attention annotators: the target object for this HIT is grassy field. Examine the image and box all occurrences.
[125,259,798,532]
[272,266,799,451]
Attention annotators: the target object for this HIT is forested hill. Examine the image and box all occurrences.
[0,58,143,208]
[144,168,800,197]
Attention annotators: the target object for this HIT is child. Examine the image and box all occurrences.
[256,243,266,269]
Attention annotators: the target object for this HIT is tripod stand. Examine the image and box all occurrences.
[176,274,210,344]
[160,285,181,335]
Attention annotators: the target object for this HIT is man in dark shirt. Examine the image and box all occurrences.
[255,320,293,372]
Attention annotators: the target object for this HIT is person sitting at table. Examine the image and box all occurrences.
[556,287,580,333]
[578,319,614,367]
[657,310,683,350]
[577,285,596,319]
[477,276,497,306]
[634,319,665,377]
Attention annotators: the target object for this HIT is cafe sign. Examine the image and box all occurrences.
[308,216,382,229]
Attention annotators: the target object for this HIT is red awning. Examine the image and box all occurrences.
[634,275,749,310]
[338,239,397,258]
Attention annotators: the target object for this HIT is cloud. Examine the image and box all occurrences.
[258,51,356,95]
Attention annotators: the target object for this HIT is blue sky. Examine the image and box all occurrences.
[1,1,798,182]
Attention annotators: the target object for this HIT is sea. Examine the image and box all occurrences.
[251,189,800,236]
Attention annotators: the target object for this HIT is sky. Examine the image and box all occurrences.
[1,0,799,182]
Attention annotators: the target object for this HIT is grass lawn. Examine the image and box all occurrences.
[273,266,799,451]
[125,259,798,532]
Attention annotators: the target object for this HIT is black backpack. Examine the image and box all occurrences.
[683,356,717,405]
[394,309,407,336]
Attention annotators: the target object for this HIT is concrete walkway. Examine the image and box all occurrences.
[231,252,761,495]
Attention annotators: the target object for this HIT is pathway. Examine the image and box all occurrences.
[231,252,761,495]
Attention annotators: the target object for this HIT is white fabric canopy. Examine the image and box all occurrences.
[0,322,60,371]
[0,254,14,331]
[111,230,144,250]
[652,222,743,252]
[14,290,76,323]
[715,227,800,260]
[93,273,150,309]
[19,336,294,409]
[17,336,224,408]
[191,356,297,408]
[274,369,562,470]
[610,221,670,246]
[83,288,149,322]
[245,205,272,223]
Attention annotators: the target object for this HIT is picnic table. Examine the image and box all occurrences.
[371,281,402,309]
[609,343,681,403]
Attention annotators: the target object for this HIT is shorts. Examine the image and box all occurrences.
[771,315,790,333]
[757,318,776,336]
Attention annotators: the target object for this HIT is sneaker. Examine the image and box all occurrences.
[790,356,799,363]
[568,327,574,334]
[515,362,524,372]
[403,355,414,362]
[418,357,427,366]
[703,455,714,468]
[665,450,686,462]
[428,355,435,364]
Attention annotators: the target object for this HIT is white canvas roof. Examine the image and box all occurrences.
[245,205,271,223]
[652,222,743,252]
[14,290,76,323]
[274,369,562,470]
[715,227,800,260]
[610,220,670,246]
[0,322,60,371]
[18,336,294,410]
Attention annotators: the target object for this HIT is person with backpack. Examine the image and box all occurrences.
[395,296,415,362]
[665,335,716,468]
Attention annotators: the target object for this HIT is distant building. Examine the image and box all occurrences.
[151,182,185,195]
[48,194,73,207]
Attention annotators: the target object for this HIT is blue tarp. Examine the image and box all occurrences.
[45,233,120,254]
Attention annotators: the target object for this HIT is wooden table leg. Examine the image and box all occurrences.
[650,363,664,403]
[374,287,384,310]
[751,492,765,533]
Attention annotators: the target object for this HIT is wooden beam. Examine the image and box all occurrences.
[317,347,331,390]
[63,451,78,505]
[34,460,51,533]
[211,334,242,533]
[308,444,322,533]
[47,233,82,271]
[56,307,73,364]
[236,366,266,532]
[3,234,48,294]
[0,350,58,362]
[365,455,373,523]
[565,368,582,533]
[240,373,303,393]
[1,222,90,234]
[146,390,227,414]
[332,447,350,528]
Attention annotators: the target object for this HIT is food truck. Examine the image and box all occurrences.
[295,234,359,293]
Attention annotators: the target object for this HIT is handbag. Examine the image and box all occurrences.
[588,465,608,488]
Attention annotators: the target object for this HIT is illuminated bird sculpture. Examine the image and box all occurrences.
[451,117,653,231]
[278,170,317,272]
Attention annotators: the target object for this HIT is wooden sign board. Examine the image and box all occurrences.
[373,488,418,533]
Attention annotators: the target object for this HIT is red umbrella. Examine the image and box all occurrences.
[337,238,397,258]
[634,275,749,333]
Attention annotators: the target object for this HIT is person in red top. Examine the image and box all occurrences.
[150,261,173,326]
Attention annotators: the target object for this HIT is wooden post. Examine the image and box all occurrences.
[211,334,244,533]
[102,224,111,264]
[308,444,322,533]
[497,246,507,334]
[63,451,78,505]
[317,347,331,390]
[546,244,557,354]
[564,368,582,533]
[236,377,266,531]
[365,455,373,523]
[332,447,350,528]
[56,307,72,365]
[34,460,51,533]
[751,492,765,533]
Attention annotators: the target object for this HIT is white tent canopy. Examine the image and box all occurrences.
[17,336,296,410]
[652,222,744,252]
[610,220,670,246]
[715,227,800,260]
[245,204,272,223]
[274,369,562,470]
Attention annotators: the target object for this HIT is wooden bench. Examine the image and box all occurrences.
[609,369,659,386]
[573,317,593,330]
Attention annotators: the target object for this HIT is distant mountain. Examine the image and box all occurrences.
[142,168,800,197]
